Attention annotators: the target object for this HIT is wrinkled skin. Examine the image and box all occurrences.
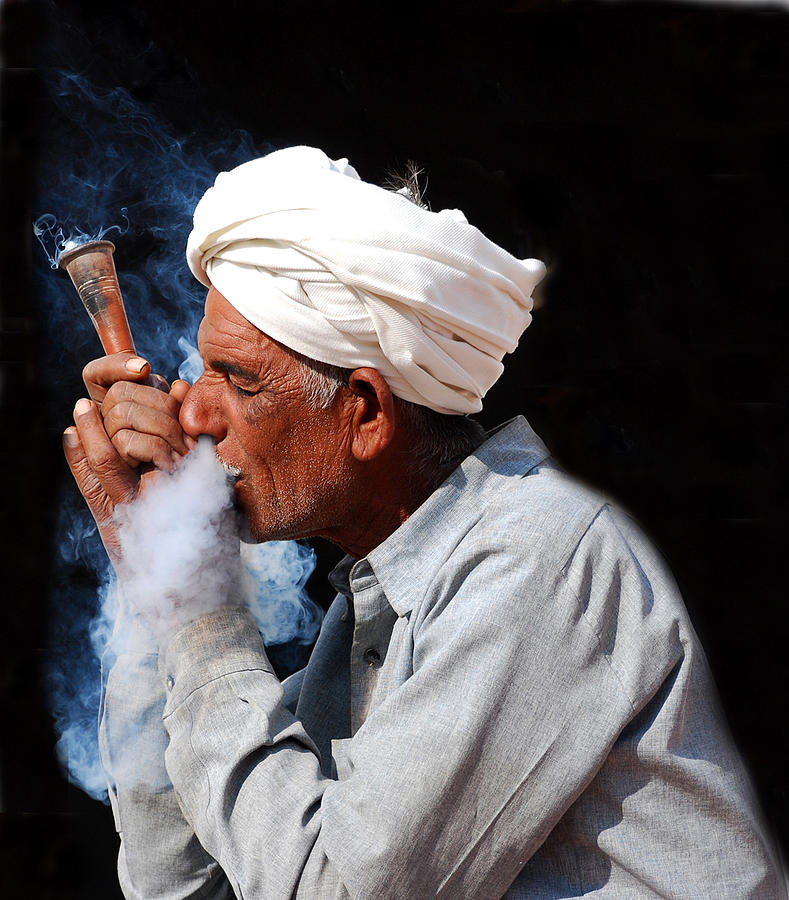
[65,286,424,564]
[64,358,190,561]
[179,288,360,545]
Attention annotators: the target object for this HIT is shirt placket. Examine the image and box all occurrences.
[348,565,397,735]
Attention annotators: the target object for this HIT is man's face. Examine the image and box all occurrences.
[179,286,353,542]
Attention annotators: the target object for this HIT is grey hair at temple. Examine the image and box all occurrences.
[292,350,487,478]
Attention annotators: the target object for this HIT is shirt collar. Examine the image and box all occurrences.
[327,416,551,617]
[327,554,355,599]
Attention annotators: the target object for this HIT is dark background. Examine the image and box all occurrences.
[2,0,788,895]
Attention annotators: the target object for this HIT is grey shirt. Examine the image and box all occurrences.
[101,416,786,898]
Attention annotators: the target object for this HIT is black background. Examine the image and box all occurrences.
[2,0,788,895]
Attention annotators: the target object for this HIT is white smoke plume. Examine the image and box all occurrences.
[115,437,242,635]
[55,438,323,799]
[115,436,323,643]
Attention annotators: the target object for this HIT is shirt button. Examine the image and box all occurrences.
[363,647,381,666]
[166,675,175,690]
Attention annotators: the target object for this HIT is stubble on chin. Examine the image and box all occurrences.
[243,468,354,548]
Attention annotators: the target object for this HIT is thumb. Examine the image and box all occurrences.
[63,426,123,563]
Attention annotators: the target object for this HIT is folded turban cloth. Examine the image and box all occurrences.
[186,146,545,414]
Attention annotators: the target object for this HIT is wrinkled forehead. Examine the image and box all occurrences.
[198,285,306,376]
[200,286,260,345]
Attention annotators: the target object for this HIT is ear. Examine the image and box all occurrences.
[345,368,396,462]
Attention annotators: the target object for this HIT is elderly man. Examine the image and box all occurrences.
[64,147,784,898]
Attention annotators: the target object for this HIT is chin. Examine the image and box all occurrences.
[235,498,264,544]
[239,511,313,546]
[236,505,285,544]
[234,482,317,545]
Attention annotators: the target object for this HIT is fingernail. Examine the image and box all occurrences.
[63,427,80,447]
[185,436,197,451]
[74,398,92,416]
[125,357,148,374]
[171,450,181,467]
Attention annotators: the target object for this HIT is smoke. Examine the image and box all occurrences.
[35,70,324,801]
[50,438,324,801]
[177,336,204,384]
[32,69,266,376]
[241,542,323,648]
[115,438,242,636]
[115,437,322,645]
[33,210,131,269]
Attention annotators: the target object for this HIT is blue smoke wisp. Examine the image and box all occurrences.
[35,71,323,802]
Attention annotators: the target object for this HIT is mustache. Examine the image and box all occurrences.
[191,435,242,480]
[216,454,242,480]
[221,461,243,480]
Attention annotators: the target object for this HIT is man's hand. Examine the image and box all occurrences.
[63,352,194,562]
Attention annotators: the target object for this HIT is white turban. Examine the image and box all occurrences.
[186,146,545,414]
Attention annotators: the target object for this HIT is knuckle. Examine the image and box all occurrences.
[164,419,183,444]
[127,430,146,453]
[105,381,129,403]
[122,430,156,466]
[81,356,103,378]
[111,427,134,453]
[68,455,92,482]
[104,402,133,436]
[82,355,115,385]
[120,401,136,430]
[160,392,178,414]
[148,384,175,412]
[91,447,118,475]
[101,405,120,435]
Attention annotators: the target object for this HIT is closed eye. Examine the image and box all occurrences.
[230,381,258,397]
[209,361,261,398]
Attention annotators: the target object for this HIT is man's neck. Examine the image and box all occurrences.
[319,459,455,559]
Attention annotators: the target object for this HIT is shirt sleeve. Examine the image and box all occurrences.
[156,505,690,899]
[99,616,233,900]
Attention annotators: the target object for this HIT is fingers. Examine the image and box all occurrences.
[102,380,183,423]
[83,352,153,403]
[63,425,109,515]
[63,425,123,562]
[103,383,191,458]
[109,429,181,471]
[169,380,197,450]
[169,379,191,404]
[72,398,139,506]
[101,379,194,465]
[65,376,191,565]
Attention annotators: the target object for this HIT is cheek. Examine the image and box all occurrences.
[232,402,291,473]
[234,398,342,488]
[295,421,350,487]
[243,394,286,434]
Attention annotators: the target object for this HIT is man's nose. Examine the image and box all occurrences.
[179,377,227,442]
